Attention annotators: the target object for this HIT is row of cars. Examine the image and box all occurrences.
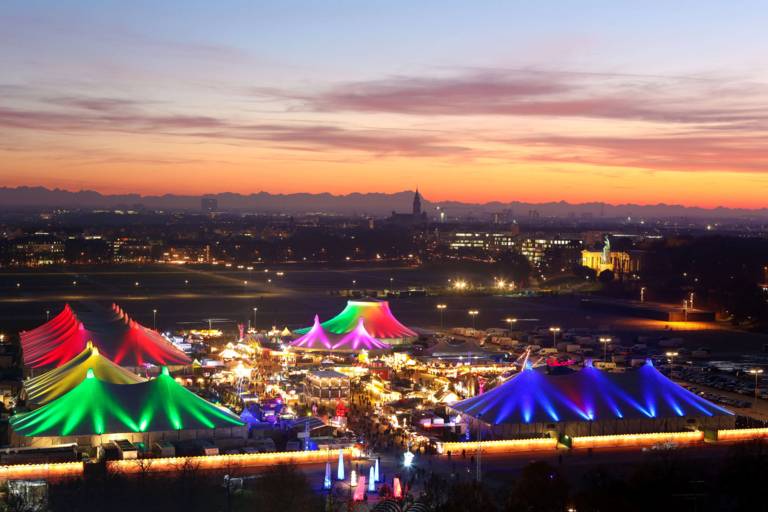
[673,365,762,409]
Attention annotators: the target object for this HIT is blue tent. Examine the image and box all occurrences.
[451,360,733,426]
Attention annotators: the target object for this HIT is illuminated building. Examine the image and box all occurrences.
[295,300,417,344]
[21,342,145,406]
[160,242,212,264]
[520,236,582,267]
[448,231,518,252]
[9,232,65,266]
[20,304,191,370]
[302,370,350,407]
[581,236,641,277]
[112,237,156,263]
[10,367,245,448]
[450,359,735,437]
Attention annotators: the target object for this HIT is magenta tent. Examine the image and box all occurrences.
[21,303,191,369]
[332,319,390,351]
[290,316,390,353]
[290,315,333,350]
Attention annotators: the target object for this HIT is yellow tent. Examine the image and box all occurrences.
[22,341,145,406]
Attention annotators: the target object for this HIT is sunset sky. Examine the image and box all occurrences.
[2,1,768,207]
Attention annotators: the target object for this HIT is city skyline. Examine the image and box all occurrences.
[2,1,768,208]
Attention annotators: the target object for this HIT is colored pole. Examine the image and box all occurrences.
[323,462,332,490]
[337,449,345,481]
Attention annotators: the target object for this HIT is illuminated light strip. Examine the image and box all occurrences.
[0,462,83,481]
[439,438,557,454]
[108,447,358,474]
[571,431,703,448]
[716,427,768,441]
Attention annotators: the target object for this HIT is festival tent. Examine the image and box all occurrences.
[291,315,333,350]
[291,317,391,352]
[20,304,191,368]
[22,341,145,406]
[295,300,417,341]
[331,319,391,352]
[450,360,734,434]
[11,367,244,438]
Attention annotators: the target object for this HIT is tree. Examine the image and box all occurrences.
[598,269,614,284]
[505,461,569,512]
[435,480,498,512]
[238,463,321,512]
[496,251,533,286]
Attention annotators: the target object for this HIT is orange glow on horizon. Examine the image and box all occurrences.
[3,160,767,210]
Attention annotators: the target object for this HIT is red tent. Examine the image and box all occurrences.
[21,304,191,368]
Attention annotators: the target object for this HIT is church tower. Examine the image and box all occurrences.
[412,189,422,216]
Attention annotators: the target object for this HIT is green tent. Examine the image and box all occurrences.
[11,367,243,437]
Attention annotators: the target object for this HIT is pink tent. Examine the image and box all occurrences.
[291,317,390,352]
[331,319,390,351]
[290,315,333,350]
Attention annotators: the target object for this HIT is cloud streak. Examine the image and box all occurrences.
[0,100,468,158]
[515,133,768,173]
[282,70,768,128]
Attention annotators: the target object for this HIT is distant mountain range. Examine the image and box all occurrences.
[0,186,766,220]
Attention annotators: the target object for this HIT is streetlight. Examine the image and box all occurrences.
[666,351,679,366]
[549,327,561,348]
[468,310,479,330]
[640,286,646,303]
[253,307,258,329]
[599,337,612,362]
[46,310,50,321]
[749,368,764,402]
[689,291,695,309]
[505,317,517,328]
[436,304,447,330]
[152,309,157,330]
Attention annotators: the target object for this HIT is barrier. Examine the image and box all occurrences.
[571,431,703,449]
[716,427,768,442]
[109,447,357,474]
[0,461,83,481]
[6,427,768,482]
[439,438,557,454]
